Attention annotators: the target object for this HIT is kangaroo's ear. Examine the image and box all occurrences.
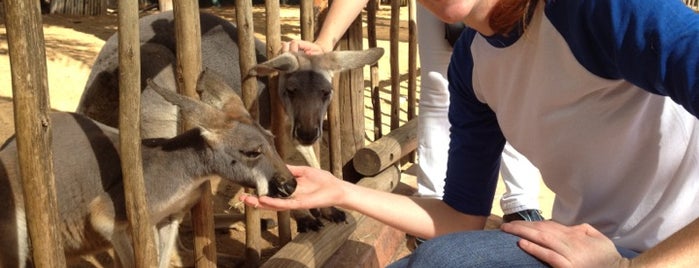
[325,47,385,72]
[196,68,238,109]
[147,79,230,130]
[249,52,300,76]
[221,94,255,125]
[198,126,222,148]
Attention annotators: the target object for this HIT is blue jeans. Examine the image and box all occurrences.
[388,230,640,268]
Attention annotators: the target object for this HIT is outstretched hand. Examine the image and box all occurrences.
[240,165,348,211]
[500,220,630,268]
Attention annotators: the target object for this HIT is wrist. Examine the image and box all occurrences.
[314,38,335,53]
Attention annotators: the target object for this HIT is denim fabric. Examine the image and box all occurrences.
[388,230,639,268]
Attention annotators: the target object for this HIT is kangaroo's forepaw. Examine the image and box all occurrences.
[321,206,347,224]
[296,216,324,233]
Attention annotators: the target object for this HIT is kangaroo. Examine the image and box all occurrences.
[0,76,296,268]
[76,11,384,232]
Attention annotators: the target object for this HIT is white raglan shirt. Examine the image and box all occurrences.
[443,0,699,251]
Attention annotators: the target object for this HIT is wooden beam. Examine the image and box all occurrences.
[4,0,67,266]
[262,165,401,268]
[353,119,417,177]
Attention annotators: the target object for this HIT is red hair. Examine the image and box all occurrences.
[489,0,538,35]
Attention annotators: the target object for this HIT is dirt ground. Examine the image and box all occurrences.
[0,3,554,267]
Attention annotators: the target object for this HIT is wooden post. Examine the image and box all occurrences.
[236,0,262,265]
[337,12,365,181]
[389,0,401,131]
[116,0,159,267]
[265,0,293,246]
[407,0,417,121]
[300,0,323,172]
[118,0,159,266]
[3,0,67,267]
[172,1,217,267]
[328,74,343,177]
[300,0,314,41]
[367,0,382,141]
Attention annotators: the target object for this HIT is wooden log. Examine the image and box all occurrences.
[4,0,68,267]
[353,119,418,177]
[236,0,263,265]
[262,165,401,268]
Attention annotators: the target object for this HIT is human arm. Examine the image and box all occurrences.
[501,218,699,267]
[241,165,487,239]
[285,0,368,54]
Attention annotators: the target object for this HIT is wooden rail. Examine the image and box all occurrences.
[354,119,418,176]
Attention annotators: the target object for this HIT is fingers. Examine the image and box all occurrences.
[240,193,301,211]
[281,41,290,53]
[517,239,571,268]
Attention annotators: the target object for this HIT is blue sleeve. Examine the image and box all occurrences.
[546,0,699,116]
[442,30,505,216]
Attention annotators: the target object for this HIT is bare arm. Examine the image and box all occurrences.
[286,0,369,54]
[630,218,699,267]
[242,165,486,238]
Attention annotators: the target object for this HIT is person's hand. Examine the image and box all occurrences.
[500,220,631,268]
[240,165,347,210]
[282,39,327,55]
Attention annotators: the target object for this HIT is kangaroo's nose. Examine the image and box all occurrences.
[294,125,320,145]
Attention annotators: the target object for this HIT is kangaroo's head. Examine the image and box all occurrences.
[249,47,385,145]
[146,78,296,198]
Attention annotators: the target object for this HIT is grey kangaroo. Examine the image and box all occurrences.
[0,76,296,268]
[76,11,384,232]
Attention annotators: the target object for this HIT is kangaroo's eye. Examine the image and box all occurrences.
[240,147,262,158]
[322,90,331,101]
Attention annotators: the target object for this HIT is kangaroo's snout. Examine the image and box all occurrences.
[294,124,321,145]
[268,175,297,198]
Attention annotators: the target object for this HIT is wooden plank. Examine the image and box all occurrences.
[353,119,417,176]
[116,0,159,267]
[262,165,401,268]
[4,0,67,266]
